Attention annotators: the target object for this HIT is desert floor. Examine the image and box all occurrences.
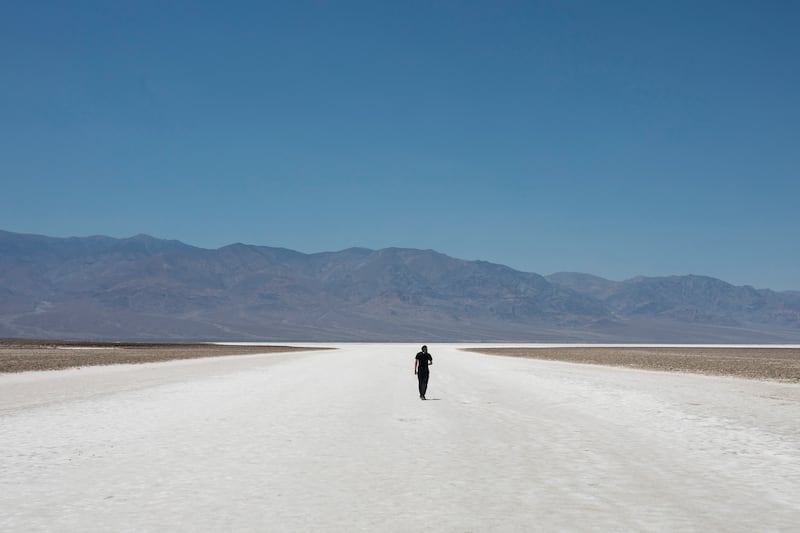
[464,344,800,382]
[2,343,799,531]
[0,338,323,373]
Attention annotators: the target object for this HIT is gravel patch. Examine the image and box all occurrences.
[462,346,800,382]
[0,338,329,373]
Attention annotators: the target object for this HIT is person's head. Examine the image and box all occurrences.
[421,345,428,353]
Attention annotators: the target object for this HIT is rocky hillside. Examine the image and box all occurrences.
[2,230,799,342]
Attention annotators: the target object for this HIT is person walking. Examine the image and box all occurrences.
[414,345,433,400]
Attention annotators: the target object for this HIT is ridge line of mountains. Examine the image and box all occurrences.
[2,229,799,343]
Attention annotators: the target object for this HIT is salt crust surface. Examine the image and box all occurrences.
[2,344,799,532]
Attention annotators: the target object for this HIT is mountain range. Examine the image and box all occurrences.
[1,229,799,342]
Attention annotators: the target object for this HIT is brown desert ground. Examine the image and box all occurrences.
[0,338,328,373]
[463,346,800,383]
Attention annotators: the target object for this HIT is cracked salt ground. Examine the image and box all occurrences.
[1,344,799,531]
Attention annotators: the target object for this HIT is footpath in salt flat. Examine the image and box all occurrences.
[2,344,799,532]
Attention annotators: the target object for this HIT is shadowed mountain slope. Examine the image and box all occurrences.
[2,230,799,342]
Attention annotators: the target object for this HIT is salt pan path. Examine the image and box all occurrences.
[2,343,799,532]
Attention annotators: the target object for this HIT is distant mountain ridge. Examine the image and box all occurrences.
[1,230,799,342]
[546,272,800,330]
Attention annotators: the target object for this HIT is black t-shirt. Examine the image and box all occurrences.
[415,351,432,374]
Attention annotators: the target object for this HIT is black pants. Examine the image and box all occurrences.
[418,372,429,397]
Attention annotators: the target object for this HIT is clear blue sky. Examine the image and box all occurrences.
[2,1,798,290]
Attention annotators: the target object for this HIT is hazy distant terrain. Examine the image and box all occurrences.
[1,230,799,342]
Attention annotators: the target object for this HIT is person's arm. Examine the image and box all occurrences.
[414,358,418,375]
